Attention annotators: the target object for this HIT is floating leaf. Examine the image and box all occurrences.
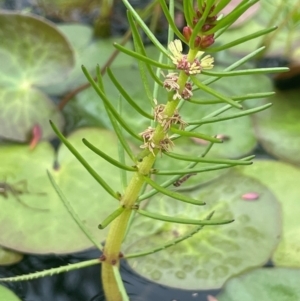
[124,169,281,290]
[0,284,21,301]
[0,88,64,142]
[0,247,23,266]
[0,12,73,141]
[0,128,121,254]
[237,160,300,267]
[251,91,300,166]
[217,268,300,301]
[43,24,135,96]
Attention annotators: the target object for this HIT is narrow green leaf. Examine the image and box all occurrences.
[127,10,163,87]
[107,109,136,162]
[113,43,174,70]
[157,0,186,42]
[211,0,232,15]
[138,142,215,202]
[47,171,104,251]
[183,0,194,27]
[49,120,120,200]
[96,64,104,91]
[205,0,259,35]
[112,266,130,301]
[170,127,223,143]
[188,103,272,125]
[191,76,243,109]
[107,68,153,119]
[152,163,236,175]
[82,65,143,142]
[82,138,137,172]
[0,259,100,281]
[202,67,289,77]
[122,0,169,56]
[136,209,234,225]
[190,0,215,49]
[201,47,266,87]
[165,152,254,165]
[117,99,128,190]
[189,92,275,105]
[208,27,278,52]
[143,175,206,205]
[167,0,175,43]
[126,212,214,259]
[98,207,125,229]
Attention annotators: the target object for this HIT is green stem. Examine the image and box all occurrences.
[101,48,199,301]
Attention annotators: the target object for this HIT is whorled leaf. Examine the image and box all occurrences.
[237,160,300,267]
[69,66,273,159]
[0,128,121,254]
[124,169,281,290]
[217,268,300,301]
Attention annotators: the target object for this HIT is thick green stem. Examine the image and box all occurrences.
[102,49,198,301]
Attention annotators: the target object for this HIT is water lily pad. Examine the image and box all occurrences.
[217,268,300,301]
[251,91,300,166]
[124,169,281,290]
[0,12,74,86]
[0,88,64,142]
[0,12,74,141]
[0,247,23,266]
[0,284,21,301]
[237,160,300,267]
[43,24,134,96]
[215,0,300,56]
[0,128,121,254]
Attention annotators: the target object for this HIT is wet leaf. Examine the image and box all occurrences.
[0,247,23,266]
[0,88,64,142]
[0,284,21,301]
[251,91,300,166]
[0,128,121,254]
[0,12,74,86]
[42,24,134,96]
[238,160,300,267]
[217,268,300,301]
[0,12,73,141]
[124,169,281,290]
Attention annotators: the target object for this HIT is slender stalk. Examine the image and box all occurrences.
[101,49,200,301]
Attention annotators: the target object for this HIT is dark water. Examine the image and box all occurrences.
[0,248,221,301]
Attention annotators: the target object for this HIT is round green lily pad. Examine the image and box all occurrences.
[0,88,64,142]
[0,12,74,141]
[124,169,281,290]
[0,12,74,86]
[0,128,121,254]
[217,268,300,301]
[215,0,300,57]
[43,24,134,96]
[237,160,300,267]
[252,91,300,166]
[0,285,21,301]
[0,247,23,266]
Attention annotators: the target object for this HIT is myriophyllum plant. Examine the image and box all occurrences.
[0,0,288,301]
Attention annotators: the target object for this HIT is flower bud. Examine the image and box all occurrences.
[194,36,202,48]
[200,34,215,48]
[183,26,192,42]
